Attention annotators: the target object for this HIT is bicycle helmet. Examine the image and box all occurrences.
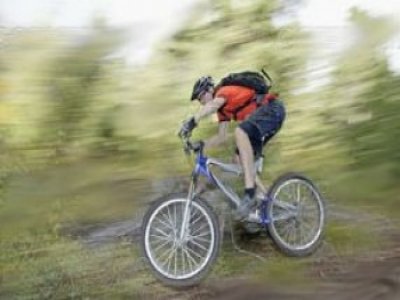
[191,76,214,101]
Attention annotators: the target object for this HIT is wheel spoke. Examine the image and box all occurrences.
[155,217,174,231]
[190,213,203,227]
[160,211,174,229]
[185,244,203,261]
[284,222,292,245]
[297,224,304,245]
[298,212,319,224]
[166,206,174,229]
[159,244,175,266]
[300,219,316,234]
[190,228,210,240]
[277,220,291,241]
[191,223,208,236]
[150,237,172,252]
[295,225,302,244]
[289,222,297,245]
[300,210,318,224]
[174,202,177,230]
[166,249,174,274]
[191,231,211,238]
[284,221,295,245]
[300,224,312,244]
[273,200,296,211]
[151,239,171,255]
[181,246,186,275]
[183,247,198,270]
[272,211,295,222]
[280,187,293,201]
[190,235,211,244]
[189,238,208,252]
[153,227,170,237]
[300,204,319,215]
[296,183,299,203]
[149,234,170,241]
[174,246,178,276]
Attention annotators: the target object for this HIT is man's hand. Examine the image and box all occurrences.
[191,140,204,152]
[179,117,197,138]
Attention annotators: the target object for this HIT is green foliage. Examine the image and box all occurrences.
[1,3,400,298]
[322,9,400,192]
[40,28,124,155]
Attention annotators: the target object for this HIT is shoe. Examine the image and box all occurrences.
[235,194,257,221]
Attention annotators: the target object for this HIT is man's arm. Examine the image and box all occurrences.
[204,121,229,149]
[193,97,225,123]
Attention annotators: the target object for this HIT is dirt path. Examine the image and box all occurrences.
[204,244,400,300]
[67,177,400,299]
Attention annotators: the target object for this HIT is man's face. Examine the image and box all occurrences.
[198,88,213,105]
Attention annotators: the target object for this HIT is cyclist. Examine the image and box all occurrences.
[180,75,286,220]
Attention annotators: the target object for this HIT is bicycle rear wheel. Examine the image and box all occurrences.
[266,173,325,256]
[141,193,220,287]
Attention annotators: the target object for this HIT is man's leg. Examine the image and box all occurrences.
[235,127,255,190]
[234,101,286,220]
[234,127,257,219]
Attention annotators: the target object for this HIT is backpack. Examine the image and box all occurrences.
[215,68,274,120]
[215,68,273,104]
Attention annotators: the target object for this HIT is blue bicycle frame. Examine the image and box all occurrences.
[188,146,271,226]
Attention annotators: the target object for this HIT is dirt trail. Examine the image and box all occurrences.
[67,177,400,300]
[205,248,400,300]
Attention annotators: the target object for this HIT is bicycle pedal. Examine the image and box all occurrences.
[246,209,260,222]
[256,192,265,200]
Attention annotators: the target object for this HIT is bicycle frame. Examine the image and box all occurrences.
[184,149,271,227]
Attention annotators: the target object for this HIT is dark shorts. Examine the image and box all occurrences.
[238,100,285,158]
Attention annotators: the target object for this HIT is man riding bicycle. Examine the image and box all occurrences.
[180,74,286,220]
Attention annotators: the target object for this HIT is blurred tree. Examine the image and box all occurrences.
[41,24,123,156]
[325,9,400,184]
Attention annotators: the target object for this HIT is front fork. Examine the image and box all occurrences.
[179,174,197,240]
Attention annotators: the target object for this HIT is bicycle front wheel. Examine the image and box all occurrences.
[141,193,220,287]
[267,173,325,256]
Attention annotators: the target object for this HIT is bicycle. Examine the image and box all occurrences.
[141,136,326,287]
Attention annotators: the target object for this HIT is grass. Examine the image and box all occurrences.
[1,155,398,299]
[211,240,311,290]
[0,235,148,299]
[1,157,147,237]
[0,157,154,299]
[324,221,383,255]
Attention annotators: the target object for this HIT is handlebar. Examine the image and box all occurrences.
[179,134,204,156]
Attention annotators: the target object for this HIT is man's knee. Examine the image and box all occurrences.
[235,127,247,140]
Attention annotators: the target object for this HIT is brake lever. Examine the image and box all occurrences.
[180,135,192,156]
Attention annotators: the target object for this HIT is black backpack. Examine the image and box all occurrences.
[215,69,273,120]
[216,68,273,101]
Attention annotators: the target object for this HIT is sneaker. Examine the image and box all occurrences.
[235,194,257,221]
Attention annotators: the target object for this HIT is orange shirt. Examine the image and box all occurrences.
[215,86,275,122]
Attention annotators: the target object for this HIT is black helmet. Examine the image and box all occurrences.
[191,76,214,101]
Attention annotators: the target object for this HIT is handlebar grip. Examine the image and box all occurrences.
[191,140,204,152]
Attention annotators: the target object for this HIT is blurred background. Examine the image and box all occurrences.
[1,0,400,299]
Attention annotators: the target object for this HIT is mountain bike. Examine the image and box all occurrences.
[141,136,325,287]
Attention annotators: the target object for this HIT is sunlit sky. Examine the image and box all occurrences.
[0,0,198,27]
[1,0,399,26]
[0,0,399,79]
